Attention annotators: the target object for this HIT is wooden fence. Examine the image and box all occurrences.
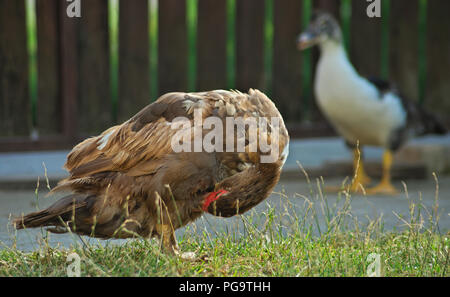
[0,0,449,152]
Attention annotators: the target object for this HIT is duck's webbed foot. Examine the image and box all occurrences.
[366,180,399,196]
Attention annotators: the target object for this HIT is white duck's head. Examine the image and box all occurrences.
[297,11,342,51]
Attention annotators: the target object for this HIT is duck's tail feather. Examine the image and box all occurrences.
[419,109,447,136]
[13,194,95,231]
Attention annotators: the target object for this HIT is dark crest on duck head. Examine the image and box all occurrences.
[297,10,342,50]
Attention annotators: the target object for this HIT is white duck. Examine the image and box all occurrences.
[297,12,446,195]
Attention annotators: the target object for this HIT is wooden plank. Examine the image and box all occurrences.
[0,0,30,136]
[36,0,61,135]
[313,0,341,19]
[426,0,450,126]
[119,0,150,122]
[287,122,336,139]
[78,0,111,134]
[59,0,79,141]
[350,0,383,77]
[389,0,419,102]
[235,0,265,91]
[158,0,187,95]
[0,136,78,152]
[196,0,227,91]
[272,0,303,123]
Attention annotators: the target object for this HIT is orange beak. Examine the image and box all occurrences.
[297,32,319,51]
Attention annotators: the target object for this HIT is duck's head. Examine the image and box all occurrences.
[297,11,342,51]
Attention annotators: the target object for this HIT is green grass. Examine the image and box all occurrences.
[1,175,448,277]
[1,231,448,277]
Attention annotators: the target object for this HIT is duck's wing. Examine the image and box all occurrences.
[62,93,202,179]
[367,76,393,97]
[52,92,211,193]
[396,93,447,144]
[366,76,447,149]
[55,89,288,191]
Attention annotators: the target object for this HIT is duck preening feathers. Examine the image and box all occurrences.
[14,89,289,257]
[298,12,447,195]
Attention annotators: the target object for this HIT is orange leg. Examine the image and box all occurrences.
[350,147,372,193]
[366,150,399,195]
[327,147,372,193]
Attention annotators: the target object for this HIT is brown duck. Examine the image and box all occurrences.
[14,89,290,258]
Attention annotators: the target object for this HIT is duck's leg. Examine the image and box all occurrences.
[156,224,197,260]
[366,150,399,195]
[326,147,372,193]
[156,224,179,254]
[349,147,372,192]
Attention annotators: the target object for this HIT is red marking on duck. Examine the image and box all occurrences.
[202,190,229,212]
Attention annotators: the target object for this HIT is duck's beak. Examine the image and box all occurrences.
[297,30,320,51]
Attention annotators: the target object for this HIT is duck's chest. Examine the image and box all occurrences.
[315,56,376,114]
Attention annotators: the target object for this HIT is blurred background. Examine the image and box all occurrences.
[1,0,449,149]
[0,0,450,249]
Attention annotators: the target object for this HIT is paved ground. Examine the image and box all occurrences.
[0,136,449,250]
[1,176,449,251]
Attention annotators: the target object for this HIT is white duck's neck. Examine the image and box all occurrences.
[318,40,358,79]
[315,39,376,101]
[319,39,344,53]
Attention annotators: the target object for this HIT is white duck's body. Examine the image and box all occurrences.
[315,41,406,148]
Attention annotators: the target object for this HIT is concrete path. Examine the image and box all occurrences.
[1,177,449,251]
[0,135,449,251]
